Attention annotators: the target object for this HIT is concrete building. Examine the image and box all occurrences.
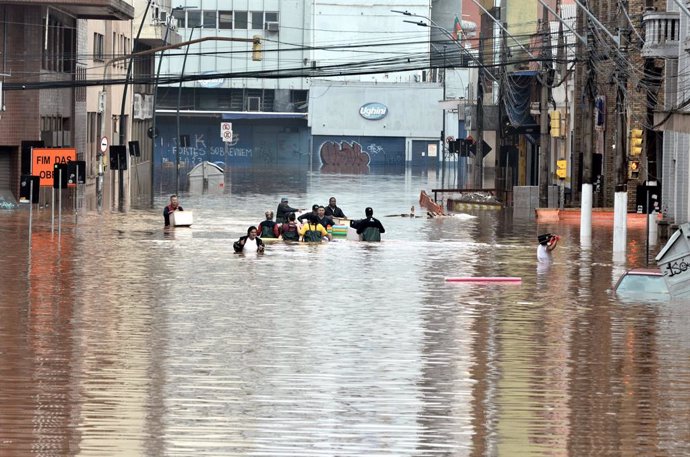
[0,1,134,207]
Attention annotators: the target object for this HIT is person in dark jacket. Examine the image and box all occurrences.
[276,197,300,223]
[356,207,385,241]
[298,204,320,223]
[280,212,300,241]
[233,226,265,254]
[163,194,183,227]
[324,196,346,218]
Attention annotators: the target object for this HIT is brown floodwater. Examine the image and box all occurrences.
[0,169,688,456]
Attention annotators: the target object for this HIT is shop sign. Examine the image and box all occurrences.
[359,102,388,120]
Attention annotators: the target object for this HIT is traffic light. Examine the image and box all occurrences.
[252,35,262,61]
[556,159,567,179]
[550,110,561,137]
[628,159,640,180]
[630,128,643,156]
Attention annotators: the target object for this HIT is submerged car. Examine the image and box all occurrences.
[614,268,669,300]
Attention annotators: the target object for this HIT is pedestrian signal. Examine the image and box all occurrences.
[630,128,643,156]
[628,159,640,180]
[550,110,561,137]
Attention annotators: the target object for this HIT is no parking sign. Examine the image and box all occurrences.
[220,122,233,143]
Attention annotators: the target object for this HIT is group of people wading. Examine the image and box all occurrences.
[162,195,385,254]
[233,196,385,253]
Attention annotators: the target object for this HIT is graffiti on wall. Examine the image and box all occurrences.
[319,141,371,174]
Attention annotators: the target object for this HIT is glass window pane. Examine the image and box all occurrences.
[219,11,233,29]
[251,11,263,30]
[172,9,185,27]
[187,10,201,28]
[234,11,247,29]
[265,12,278,22]
[203,11,216,28]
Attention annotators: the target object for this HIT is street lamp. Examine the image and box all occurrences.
[150,5,194,206]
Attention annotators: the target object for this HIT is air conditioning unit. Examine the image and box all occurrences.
[247,96,261,111]
[265,21,279,32]
[133,94,144,120]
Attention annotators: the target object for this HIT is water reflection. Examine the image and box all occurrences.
[0,167,688,456]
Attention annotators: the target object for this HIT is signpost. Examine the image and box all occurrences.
[221,122,233,143]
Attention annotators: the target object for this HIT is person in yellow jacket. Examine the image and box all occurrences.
[299,214,332,242]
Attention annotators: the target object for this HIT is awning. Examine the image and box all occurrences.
[222,112,307,120]
[504,71,539,135]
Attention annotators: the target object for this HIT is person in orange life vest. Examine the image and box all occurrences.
[163,194,184,227]
[280,212,300,241]
[258,210,280,238]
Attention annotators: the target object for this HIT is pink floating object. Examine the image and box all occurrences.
[445,277,522,283]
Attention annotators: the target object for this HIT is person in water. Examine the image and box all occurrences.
[163,194,183,227]
[276,197,300,223]
[299,214,332,242]
[233,226,265,254]
[258,210,279,238]
[324,196,346,218]
[537,233,559,262]
[298,204,320,223]
[280,212,300,241]
[355,207,385,241]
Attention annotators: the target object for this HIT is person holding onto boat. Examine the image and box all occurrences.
[325,197,346,218]
[356,207,385,241]
[233,226,265,254]
[316,206,335,230]
[276,197,300,224]
[537,233,560,262]
[258,210,280,238]
[163,194,184,227]
[299,214,332,242]
[298,204,320,223]
[280,212,300,241]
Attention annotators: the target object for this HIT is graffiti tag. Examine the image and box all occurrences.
[319,141,370,174]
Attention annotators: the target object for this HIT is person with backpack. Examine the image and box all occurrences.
[279,212,301,242]
[299,214,332,242]
[355,207,385,241]
[257,210,280,238]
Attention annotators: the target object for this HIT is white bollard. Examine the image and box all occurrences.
[613,191,627,260]
[649,212,658,246]
[580,184,592,246]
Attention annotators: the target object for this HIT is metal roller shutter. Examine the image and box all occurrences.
[0,153,9,191]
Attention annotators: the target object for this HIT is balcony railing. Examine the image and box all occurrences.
[642,10,680,59]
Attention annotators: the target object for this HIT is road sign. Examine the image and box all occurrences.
[221,122,233,143]
[100,136,109,153]
[31,148,77,187]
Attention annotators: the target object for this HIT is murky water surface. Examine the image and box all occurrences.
[1,169,689,456]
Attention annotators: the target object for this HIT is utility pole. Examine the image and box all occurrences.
[612,0,630,258]
[441,45,447,189]
[475,33,484,188]
[538,4,552,208]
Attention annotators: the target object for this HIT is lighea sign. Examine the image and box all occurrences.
[359,102,388,120]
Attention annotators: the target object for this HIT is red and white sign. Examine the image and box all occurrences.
[31,148,77,187]
[221,122,233,143]
[100,136,108,153]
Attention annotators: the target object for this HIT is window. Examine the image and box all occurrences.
[94,33,104,61]
[219,11,233,29]
[76,65,86,102]
[172,8,185,27]
[234,11,248,29]
[187,10,201,28]
[42,15,74,73]
[203,11,216,28]
[251,11,263,30]
[265,12,278,23]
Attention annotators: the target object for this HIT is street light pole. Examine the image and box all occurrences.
[441,45,447,188]
[176,25,198,196]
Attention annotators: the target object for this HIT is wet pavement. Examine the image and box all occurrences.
[1,168,689,456]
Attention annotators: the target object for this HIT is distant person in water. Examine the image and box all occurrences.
[276,197,300,224]
[325,196,346,218]
[299,214,332,242]
[356,207,385,241]
[163,194,183,227]
[298,204,320,223]
[234,226,265,254]
[280,212,300,241]
[537,233,560,262]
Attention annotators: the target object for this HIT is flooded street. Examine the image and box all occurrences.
[1,168,689,456]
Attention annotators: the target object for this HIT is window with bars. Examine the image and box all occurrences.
[94,33,104,61]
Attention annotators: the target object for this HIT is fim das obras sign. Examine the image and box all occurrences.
[359,102,388,120]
